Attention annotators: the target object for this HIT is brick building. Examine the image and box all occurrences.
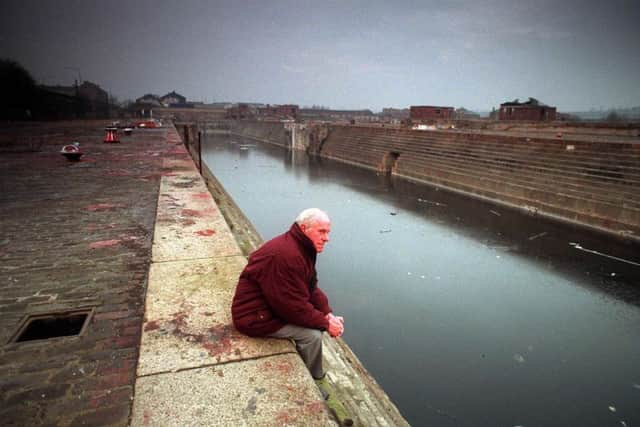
[258,104,299,119]
[226,103,253,119]
[499,98,556,121]
[410,105,455,122]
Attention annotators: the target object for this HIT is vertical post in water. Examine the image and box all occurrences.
[198,130,202,175]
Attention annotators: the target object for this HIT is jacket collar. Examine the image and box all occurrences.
[289,222,317,260]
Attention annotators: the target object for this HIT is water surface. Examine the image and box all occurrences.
[204,135,640,427]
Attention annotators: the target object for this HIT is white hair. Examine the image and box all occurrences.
[295,208,330,226]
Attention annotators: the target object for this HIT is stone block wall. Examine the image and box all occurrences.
[320,125,640,240]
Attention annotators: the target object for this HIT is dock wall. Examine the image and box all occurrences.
[219,120,640,241]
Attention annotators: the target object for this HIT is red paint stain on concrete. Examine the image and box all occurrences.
[89,239,121,249]
[276,411,292,424]
[192,192,210,199]
[181,209,202,217]
[143,410,152,425]
[143,320,160,332]
[161,172,177,176]
[167,311,236,358]
[106,170,132,176]
[195,229,216,236]
[274,360,294,375]
[305,400,325,414]
[85,203,120,211]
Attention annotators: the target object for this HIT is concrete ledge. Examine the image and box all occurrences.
[132,126,334,426]
[138,257,294,376]
[132,354,333,426]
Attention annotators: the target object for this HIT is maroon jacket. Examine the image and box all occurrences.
[231,223,332,336]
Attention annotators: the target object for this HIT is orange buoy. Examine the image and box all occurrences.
[104,127,120,143]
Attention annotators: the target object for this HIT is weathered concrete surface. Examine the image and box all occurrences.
[0,121,175,426]
[132,355,330,427]
[138,257,292,375]
[132,132,337,426]
[152,167,242,262]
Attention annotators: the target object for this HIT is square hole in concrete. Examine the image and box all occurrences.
[9,308,94,343]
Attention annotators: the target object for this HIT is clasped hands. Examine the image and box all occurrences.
[326,312,344,338]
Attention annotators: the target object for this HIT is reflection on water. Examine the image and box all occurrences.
[204,135,640,427]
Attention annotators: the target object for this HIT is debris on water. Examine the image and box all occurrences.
[620,421,627,427]
[407,272,412,276]
[608,406,616,412]
[528,232,547,241]
[417,198,447,206]
[513,354,525,364]
[420,275,425,279]
[611,272,616,277]
[496,255,501,259]
[390,211,397,215]
[569,243,640,267]
[379,229,392,233]
[490,210,501,216]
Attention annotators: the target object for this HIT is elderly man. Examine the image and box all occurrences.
[231,208,344,380]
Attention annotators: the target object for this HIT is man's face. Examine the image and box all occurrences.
[300,219,331,253]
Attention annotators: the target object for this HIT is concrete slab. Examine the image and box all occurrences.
[160,171,210,195]
[138,257,293,376]
[163,157,197,171]
[152,177,242,262]
[131,354,336,427]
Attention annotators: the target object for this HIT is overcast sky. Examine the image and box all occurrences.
[2,0,639,112]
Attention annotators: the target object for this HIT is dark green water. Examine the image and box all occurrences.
[203,135,640,427]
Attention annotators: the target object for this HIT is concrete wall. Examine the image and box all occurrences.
[319,125,640,240]
[229,120,291,147]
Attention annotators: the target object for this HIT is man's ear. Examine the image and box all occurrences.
[299,223,308,232]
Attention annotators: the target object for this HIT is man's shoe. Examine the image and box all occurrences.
[314,376,330,400]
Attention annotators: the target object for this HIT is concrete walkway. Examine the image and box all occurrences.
[130,128,336,426]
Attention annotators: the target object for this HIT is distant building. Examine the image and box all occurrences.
[381,108,410,120]
[226,103,253,119]
[298,108,375,122]
[135,94,162,107]
[454,107,480,120]
[41,84,77,98]
[410,105,455,122]
[499,98,556,121]
[258,104,299,119]
[161,91,187,107]
[77,81,108,105]
[208,102,233,109]
[42,81,109,117]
